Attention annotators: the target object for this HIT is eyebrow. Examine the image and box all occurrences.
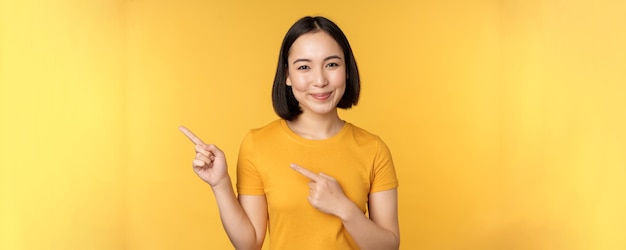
[292,55,343,65]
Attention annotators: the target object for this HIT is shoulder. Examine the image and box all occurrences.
[241,119,284,144]
[345,122,387,148]
[346,122,378,138]
[238,119,284,157]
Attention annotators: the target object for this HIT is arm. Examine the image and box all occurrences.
[291,164,400,250]
[179,126,267,250]
[211,181,267,250]
[339,189,400,250]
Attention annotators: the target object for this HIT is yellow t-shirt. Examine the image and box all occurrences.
[236,119,398,250]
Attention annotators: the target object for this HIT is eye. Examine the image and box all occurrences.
[326,62,339,68]
[297,65,310,70]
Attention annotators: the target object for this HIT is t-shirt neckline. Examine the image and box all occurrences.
[279,119,350,145]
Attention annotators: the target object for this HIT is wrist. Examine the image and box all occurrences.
[337,199,360,222]
[210,176,233,192]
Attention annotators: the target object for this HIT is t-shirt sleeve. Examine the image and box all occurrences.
[236,132,265,195]
[370,137,399,193]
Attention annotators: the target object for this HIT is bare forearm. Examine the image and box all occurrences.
[211,178,261,250]
[340,205,400,250]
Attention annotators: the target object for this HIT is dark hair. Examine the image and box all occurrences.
[272,16,360,121]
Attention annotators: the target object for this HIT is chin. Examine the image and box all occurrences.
[309,105,338,115]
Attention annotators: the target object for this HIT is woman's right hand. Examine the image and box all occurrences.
[179,126,230,189]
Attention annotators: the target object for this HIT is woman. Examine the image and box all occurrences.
[180,16,399,250]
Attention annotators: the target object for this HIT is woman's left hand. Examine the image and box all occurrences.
[291,163,356,219]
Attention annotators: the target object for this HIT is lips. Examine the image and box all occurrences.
[311,92,332,100]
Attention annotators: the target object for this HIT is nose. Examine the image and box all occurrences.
[312,68,329,88]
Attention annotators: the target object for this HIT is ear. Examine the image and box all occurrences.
[285,71,292,86]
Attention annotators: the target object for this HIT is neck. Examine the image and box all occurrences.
[286,111,345,140]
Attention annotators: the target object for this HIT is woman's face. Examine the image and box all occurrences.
[286,31,346,117]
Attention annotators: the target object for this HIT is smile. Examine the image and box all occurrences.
[311,92,332,100]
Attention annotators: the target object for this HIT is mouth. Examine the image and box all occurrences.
[311,92,332,101]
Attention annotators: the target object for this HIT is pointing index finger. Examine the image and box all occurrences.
[290,163,320,182]
[178,126,205,145]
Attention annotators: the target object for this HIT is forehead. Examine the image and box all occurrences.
[288,31,344,59]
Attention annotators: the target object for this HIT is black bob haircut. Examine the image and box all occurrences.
[271,16,360,121]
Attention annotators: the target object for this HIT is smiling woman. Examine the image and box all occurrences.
[179,16,399,250]
[285,31,347,125]
[3,1,625,249]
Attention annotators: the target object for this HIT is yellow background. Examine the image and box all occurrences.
[1,0,625,249]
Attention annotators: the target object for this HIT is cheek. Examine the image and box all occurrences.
[288,75,309,91]
[330,72,347,87]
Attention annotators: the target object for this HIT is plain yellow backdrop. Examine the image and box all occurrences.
[1,0,625,249]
